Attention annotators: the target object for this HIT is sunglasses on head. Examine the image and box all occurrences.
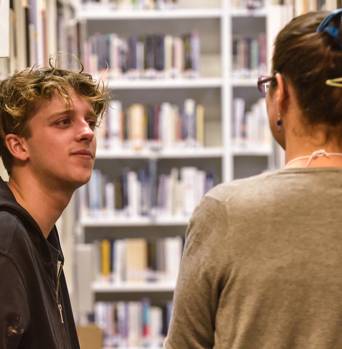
[316,8,342,48]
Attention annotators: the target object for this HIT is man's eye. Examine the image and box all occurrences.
[87,119,98,130]
[55,118,71,127]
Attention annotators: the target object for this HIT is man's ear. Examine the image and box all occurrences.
[4,134,29,161]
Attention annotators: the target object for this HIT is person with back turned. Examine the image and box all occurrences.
[164,9,342,349]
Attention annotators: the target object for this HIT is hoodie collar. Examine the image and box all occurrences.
[0,177,64,264]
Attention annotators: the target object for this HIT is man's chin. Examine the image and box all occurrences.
[67,173,92,190]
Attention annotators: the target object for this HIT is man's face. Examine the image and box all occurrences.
[24,89,97,191]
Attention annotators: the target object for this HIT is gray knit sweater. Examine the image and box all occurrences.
[165,168,342,349]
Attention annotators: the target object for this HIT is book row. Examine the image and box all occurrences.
[80,166,216,218]
[286,0,342,15]
[96,99,205,150]
[232,98,271,147]
[84,32,200,79]
[82,0,178,10]
[94,300,172,348]
[231,0,264,9]
[93,237,183,283]
[232,34,267,78]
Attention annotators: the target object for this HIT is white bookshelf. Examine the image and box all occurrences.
[231,77,258,87]
[105,77,223,89]
[232,144,272,156]
[96,147,223,159]
[73,0,294,346]
[4,1,338,348]
[230,7,267,17]
[77,7,223,20]
[80,215,189,227]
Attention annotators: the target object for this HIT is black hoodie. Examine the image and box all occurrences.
[0,178,80,349]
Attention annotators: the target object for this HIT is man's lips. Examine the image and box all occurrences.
[70,150,94,159]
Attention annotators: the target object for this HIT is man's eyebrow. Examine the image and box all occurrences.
[47,109,97,120]
[47,109,73,120]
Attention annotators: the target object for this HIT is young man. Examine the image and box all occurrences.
[0,65,108,348]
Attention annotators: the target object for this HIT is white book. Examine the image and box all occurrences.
[128,302,141,346]
[233,98,246,145]
[75,244,97,318]
[174,177,184,217]
[127,171,141,217]
[95,112,107,149]
[191,32,200,76]
[105,182,115,214]
[181,167,197,216]
[107,100,123,149]
[116,302,128,344]
[173,36,184,77]
[104,303,115,347]
[165,237,183,282]
[156,239,166,277]
[94,302,107,333]
[195,170,206,205]
[110,34,120,78]
[160,103,173,148]
[150,307,163,346]
[165,174,173,216]
[77,185,87,217]
[164,35,173,78]
[137,40,145,76]
[169,168,179,216]
[114,240,126,282]
[88,169,101,214]
[246,111,255,145]
[0,0,9,58]
[184,99,196,147]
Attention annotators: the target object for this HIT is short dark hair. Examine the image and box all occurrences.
[0,62,109,174]
[272,11,342,139]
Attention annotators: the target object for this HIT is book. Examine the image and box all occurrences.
[0,0,10,58]
[100,239,111,279]
[125,239,148,281]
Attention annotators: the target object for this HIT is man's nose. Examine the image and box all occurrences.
[76,120,95,142]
